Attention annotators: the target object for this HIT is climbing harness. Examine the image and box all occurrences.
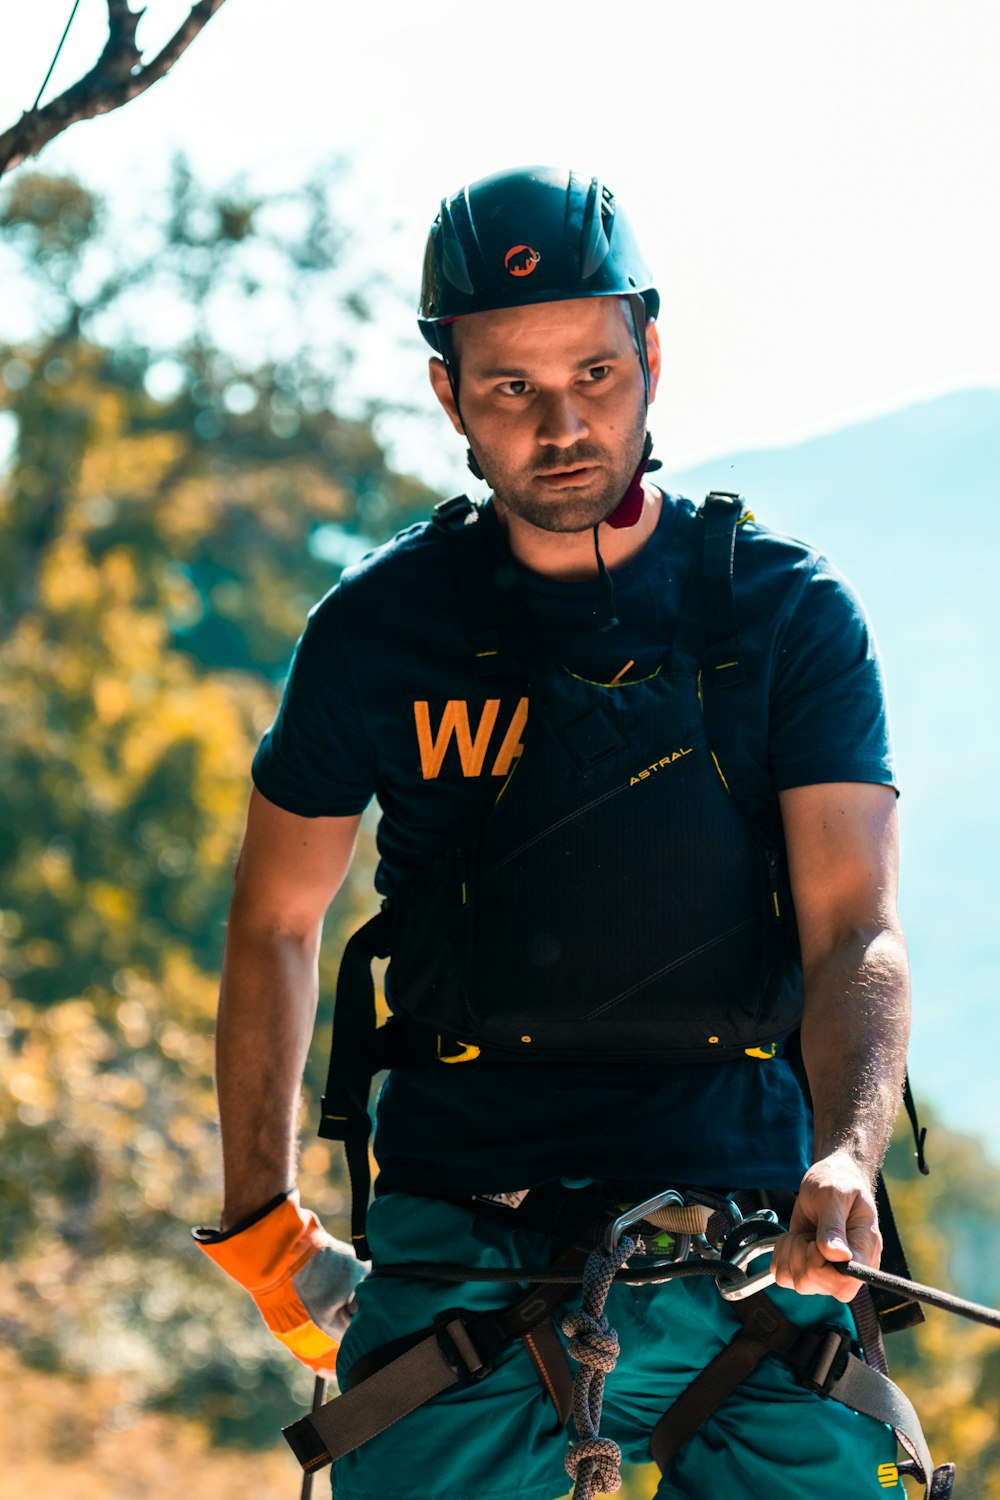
[282,1185,985,1497]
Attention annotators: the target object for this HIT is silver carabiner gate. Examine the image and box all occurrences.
[604,1189,687,1254]
[718,1234,783,1301]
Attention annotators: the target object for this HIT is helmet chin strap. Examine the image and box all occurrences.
[592,432,660,631]
[605,431,659,529]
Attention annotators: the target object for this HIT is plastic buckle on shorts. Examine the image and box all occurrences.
[799,1325,853,1397]
[433,1310,491,1385]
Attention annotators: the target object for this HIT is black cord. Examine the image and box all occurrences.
[372,1258,742,1289]
[31,0,83,113]
[837,1261,1000,1331]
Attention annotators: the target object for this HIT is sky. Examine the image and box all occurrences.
[3,0,999,491]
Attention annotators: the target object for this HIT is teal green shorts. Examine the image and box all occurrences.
[332,1193,904,1500]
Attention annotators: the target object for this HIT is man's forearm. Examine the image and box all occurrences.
[799,922,910,1179]
[215,911,322,1229]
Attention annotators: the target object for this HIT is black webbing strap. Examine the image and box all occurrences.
[872,1171,925,1334]
[903,1070,930,1175]
[700,491,746,687]
[317,910,391,1260]
[650,1291,790,1471]
[433,494,527,679]
[282,1267,576,1473]
[649,1289,935,1489]
[650,1288,945,1497]
[849,1281,889,1375]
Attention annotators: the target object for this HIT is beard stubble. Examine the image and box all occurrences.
[469,407,648,535]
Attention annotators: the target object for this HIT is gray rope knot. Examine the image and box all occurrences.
[561,1307,620,1374]
[562,1235,635,1500]
[564,1435,623,1497]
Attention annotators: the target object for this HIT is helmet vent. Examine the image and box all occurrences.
[440,220,475,296]
[580,175,611,281]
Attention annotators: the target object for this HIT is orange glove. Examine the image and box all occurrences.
[193,1189,368,1375]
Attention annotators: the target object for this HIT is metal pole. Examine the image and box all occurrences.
[300,1376,328,1500]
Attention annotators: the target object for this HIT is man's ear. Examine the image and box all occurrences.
[645,321,662,402]
[428,357,465,435]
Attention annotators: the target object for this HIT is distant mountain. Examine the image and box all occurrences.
[662,389,1000,1156]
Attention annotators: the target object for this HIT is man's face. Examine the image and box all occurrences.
[429,296,660,534]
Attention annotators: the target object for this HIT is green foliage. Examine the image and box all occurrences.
[0,159,432,1450]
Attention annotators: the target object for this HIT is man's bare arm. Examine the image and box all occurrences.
[215,788,362,1229]
[772,781,909,1300]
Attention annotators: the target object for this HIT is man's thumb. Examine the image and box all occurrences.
[818,1223,852,1261]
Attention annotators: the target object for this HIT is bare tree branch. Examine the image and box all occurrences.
[0,0,230,179]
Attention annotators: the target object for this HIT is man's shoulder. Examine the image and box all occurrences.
[306,512,457,629]
[730,507,858,620]
[734,508,826,573]
[661,490,834,615]
[342,514,452,587]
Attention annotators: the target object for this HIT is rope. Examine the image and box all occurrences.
[561,1235,635,1500]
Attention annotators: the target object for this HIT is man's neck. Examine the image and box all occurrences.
[494,482,662,580]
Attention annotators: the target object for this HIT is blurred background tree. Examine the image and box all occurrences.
[0,159,433,1471]
[1,163,998,1498]
[0,0,230,179]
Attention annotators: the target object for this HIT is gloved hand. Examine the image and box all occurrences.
[193,1188,368,1375]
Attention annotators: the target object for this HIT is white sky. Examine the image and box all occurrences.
[3,0,999,490]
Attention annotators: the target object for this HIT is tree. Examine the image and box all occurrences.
[0,1,230,180]
[0,160,434,1446]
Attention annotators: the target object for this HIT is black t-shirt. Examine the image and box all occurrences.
[253,492,895,1197]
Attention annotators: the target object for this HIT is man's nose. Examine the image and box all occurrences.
[535,390,588,449]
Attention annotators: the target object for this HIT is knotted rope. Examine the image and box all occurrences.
[562,1234,635,1499]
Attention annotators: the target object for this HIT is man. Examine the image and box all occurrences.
[197,167,917,1498]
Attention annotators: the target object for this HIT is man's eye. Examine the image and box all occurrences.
[499,380,528,396]
[587,365,611,382]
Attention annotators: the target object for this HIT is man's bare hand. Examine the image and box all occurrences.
[771,1150,882,1301]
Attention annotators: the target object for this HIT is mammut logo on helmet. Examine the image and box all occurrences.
[504,244,541,278]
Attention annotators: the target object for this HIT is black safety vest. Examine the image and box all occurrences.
[317,493,812,1256]
[385,492,802,1064]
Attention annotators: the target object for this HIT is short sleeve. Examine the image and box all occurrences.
[251,587,376,817]
[768,558,896,792]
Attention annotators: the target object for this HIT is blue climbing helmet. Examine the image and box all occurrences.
[418,165,659,334]
[418,165,660,398]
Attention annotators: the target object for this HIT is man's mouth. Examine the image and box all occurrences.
[535,464,599,487]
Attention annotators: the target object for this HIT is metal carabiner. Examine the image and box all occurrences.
[604,1189,687,1254]
[718,1234,783,1301]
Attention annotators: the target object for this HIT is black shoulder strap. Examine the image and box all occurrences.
[435,498,535,678]
[701,491,746,688]
[669,491,746,680]
[431,493,478,534]
[317,910,391,1260]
